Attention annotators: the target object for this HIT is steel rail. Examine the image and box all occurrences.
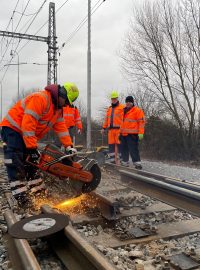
[105,162,200,192]
[4,210,41,270]
[119,170,200,217]
[41,205,116,270]
[90,191,120,220]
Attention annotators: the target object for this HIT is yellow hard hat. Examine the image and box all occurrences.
[111,90,119,99]
[63,82,79,104]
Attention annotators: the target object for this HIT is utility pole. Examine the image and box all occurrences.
[0,2,57,85]
[87,0,91,149]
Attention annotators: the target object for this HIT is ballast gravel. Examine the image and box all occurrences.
[142,159,200,183]
[1,153,200,270]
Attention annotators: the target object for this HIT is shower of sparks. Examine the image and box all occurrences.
[55,194,100,216]
[32,193,100,217]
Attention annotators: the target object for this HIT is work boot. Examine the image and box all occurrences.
[121,161,129,167]
[134,162,142,170]
[106,153,115,164]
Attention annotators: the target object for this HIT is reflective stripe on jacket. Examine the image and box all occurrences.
[0,90,72,148]
[120,106,145,135]
[103,103,124,129]
[63,105,83,129]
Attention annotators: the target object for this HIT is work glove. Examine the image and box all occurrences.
[26,148,41,163]
[77,129,82,135]
[65,146,77,155]
[138,134,144,141]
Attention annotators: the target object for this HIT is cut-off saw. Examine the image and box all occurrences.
[27,144,101,195]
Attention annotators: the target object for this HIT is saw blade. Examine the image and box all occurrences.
[9,213,69,239]
[82,164,101,193]
[67,164,101,195]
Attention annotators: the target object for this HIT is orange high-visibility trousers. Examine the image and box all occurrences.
[108,129,120,144]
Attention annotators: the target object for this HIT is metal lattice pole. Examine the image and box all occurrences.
[0,2,57,86]
[47,2,57,85]
[87,0,91,149]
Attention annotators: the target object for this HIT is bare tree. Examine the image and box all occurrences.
[120,0,200,155]
[123,84,167,118]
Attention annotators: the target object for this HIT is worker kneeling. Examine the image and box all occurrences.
[0,82,79,206]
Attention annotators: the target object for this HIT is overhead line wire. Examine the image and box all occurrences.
[58,0,105,52]
[17,0,71,54]
[0,0,105,83]
[0,0,32,66]
[0,0,20,56]
[15,10,39,16]
[0,0,48,81]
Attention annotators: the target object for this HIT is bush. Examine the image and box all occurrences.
[141,116,187,160]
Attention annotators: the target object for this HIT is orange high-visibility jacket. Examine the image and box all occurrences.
[120,106,145,135]
[0,90,72,148]
[63,105,83,129]
[103,103,124,129]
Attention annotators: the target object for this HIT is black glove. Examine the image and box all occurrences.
[26,148,41,163]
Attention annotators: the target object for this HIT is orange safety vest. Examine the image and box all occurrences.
[120,106,145,135]
[103,103,124,129]
[63,105,83,129]
[0,90,72,148]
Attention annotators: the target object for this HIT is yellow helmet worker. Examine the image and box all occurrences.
[63,82,79,104]
[111,90,119,99]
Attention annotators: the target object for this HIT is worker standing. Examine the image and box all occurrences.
[0,82,79,205]
[120,95,145,169]
[101,91,124,164]
[63,104,83,142]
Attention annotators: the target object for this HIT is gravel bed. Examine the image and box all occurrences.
[96,233,200,270]
[1,153,200,269]
[142,159,200,183]
[75,209,196,239]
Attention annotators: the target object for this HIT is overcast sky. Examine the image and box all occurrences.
[0,0,142,119]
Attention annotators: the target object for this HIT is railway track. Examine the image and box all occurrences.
[67,163,200,269]
[4,207,116,270]
[105,162,200,217]
[1,160,200,269]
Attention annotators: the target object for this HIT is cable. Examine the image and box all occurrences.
[0,0,32,66]
[58,0,105,52]
[14,10,39,16]
[0,0,48,79]
[0,0,47,82]
[56,0,70,13]
[0,0,20,55]
[22,0,47,34]
[17,0,71,54]
[59,0,101,51]
[0,0,105,83]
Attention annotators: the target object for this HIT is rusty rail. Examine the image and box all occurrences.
[4,210,41,270]
[41,204,116,270]
[120,170,200,218]
[90,191,120,220]
[105,162,200,191]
